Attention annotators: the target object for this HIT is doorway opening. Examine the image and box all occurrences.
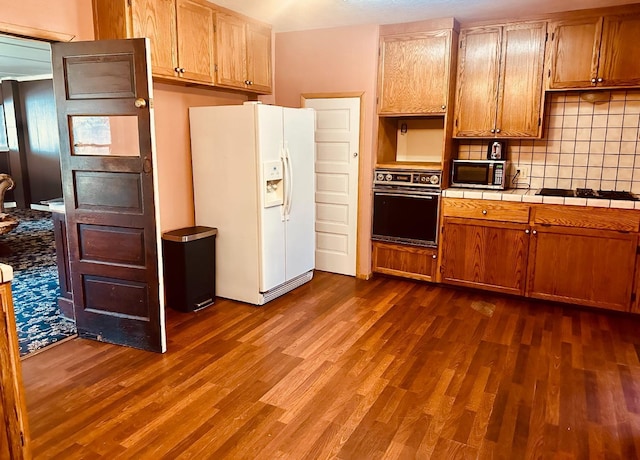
[0,34,76,356]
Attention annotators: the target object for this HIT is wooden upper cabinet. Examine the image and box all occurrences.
[548,12,640,89]
[599,14,640,87]
[246,23,273,93]
[176,0,214,83]
[92,0,272,92]
[547,17,602,89]
[215,12,273,94]
[454,21,546,138]
[378,30,453,114]
[453,27,501,137]
[130,0,178,78]
[215,12,247,90]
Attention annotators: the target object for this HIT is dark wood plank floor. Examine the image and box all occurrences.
[21,271,640,459]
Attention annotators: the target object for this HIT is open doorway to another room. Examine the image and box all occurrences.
[0,34,76,356]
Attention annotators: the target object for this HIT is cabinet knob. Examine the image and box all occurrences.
[496,128,501,133]
[181,68,186,73]
[591,78,597,84]
[244,80,250,85]
[482,210,487,215]
[525,229,530,234]
[432,254,437,259]
[248,81,253,85]
[597,77,603,83]
[532,230,537,235]
[441,105,446,110]
[490,129,495,133]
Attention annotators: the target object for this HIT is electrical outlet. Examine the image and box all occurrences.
[517,166,528,179]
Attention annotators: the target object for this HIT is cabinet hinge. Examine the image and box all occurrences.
[214,64,218,72]
[632,292,636,302]
[538,118,541,126]
[548,69,551,78]
[376,96,378,105]
[213,24,216,34]
[459,41,463,49]
[127,0,131,5]
[440,265,445,274]
[551,32,555,41]
[636,245,640,254]
[20,431,24,446]
[455,119,458,127]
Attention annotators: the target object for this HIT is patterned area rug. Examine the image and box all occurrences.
[0,208,76,356]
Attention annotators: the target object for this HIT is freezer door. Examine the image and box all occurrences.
[256,104,287,292]
[283,107,316,279]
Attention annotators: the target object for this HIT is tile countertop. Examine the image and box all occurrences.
[441,188,640,210]
[0,264,13,283]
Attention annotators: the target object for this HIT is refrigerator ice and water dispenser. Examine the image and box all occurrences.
[263,160,284,208]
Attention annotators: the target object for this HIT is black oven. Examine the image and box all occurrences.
[372,169,441,248]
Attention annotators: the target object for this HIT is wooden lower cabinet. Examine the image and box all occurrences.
[372,242,437,282]
[0,282,31,459]
[440,217,530,295]
[527,226,637,311]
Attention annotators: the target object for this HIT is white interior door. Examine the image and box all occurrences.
[302,97,360,276]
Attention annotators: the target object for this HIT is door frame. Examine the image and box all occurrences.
[301,92,365,278]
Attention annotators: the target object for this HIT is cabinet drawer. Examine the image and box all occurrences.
[442,198,530,223]
[372,242,437,282]
[532,206,640,232]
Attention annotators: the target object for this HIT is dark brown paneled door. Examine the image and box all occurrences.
[51,39,165,352]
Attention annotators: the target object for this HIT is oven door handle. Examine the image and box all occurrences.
[374,192,438,199]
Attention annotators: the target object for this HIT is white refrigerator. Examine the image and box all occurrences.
[189,102,315,305]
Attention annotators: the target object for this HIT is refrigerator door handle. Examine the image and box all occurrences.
[285,146,293,220]
[280,147,288,221]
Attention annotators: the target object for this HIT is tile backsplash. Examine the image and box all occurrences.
[457,90,640,193]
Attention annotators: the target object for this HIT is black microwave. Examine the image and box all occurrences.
[451,159,508,190]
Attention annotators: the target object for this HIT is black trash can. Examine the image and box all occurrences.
[162,226,217,312]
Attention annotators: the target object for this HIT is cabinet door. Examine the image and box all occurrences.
[131,0,178,78]
[496,22,546,137]
[527,226,637,311]
[176,0,214,83]
[215,12,248,90]
[547,17,603,89]
[372,242,438,282]
[453,27,501,137]
[378,30,452,114]
[441,217,530,295]
[246,23,272,94]
[598,13,640,87]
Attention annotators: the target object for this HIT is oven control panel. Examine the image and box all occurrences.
[374,169,441,188]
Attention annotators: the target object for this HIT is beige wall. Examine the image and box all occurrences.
[274,24,379,277]
[152,84,246,231]
[1,0,94,40]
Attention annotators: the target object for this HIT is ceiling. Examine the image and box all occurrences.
[212,0,636,32]
[0,35,51,81]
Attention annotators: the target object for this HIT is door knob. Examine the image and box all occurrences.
[353,152,358,157]
[134,98,147,109]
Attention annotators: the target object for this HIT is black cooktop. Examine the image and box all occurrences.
[537,188,638,201]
